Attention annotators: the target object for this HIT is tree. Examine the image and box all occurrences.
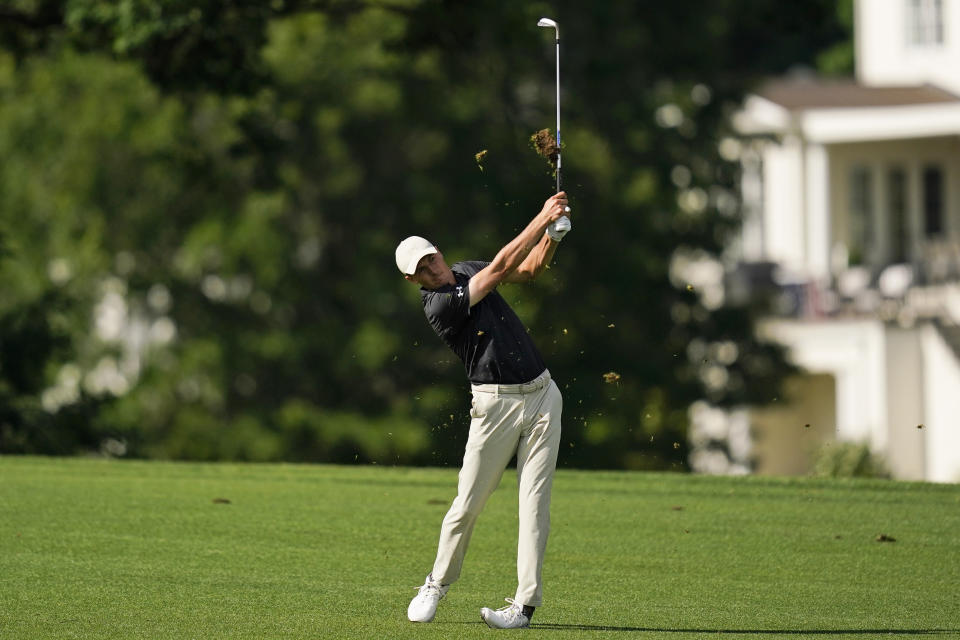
[0,1,850,467]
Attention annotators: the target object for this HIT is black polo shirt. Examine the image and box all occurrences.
[421,261,546,385]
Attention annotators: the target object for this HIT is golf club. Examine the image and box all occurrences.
[538,17,572,224]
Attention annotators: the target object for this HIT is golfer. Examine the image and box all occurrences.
[397,192,571,630]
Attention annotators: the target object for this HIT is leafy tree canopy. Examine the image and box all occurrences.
[0,1,849,467]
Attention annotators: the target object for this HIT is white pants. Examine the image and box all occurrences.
[431,369,562,607]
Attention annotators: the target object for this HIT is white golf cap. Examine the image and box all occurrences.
[395,235,438,274]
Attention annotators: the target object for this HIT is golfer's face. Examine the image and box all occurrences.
[412,253,454,289]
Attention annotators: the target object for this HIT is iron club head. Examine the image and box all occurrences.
[537,17,558,30]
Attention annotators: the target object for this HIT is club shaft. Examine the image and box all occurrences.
[554,34,561,193]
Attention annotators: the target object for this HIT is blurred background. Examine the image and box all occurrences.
[3,1,953,481]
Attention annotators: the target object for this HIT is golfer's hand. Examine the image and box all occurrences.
[541,192,570,223]
[543,192,572,242]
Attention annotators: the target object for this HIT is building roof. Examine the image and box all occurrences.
[735,73,960,143]
[756,77,960,110]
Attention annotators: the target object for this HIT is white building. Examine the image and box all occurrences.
[720,0,960,482]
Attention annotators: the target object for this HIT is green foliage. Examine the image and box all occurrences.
[0,2,852,466]
[812,441,891,479]
[2,458,959,638]
[63,0,279,93]
[816,0,855,75]
[0,50,188,453]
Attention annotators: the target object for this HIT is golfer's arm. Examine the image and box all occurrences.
[468,214,552,306]
[504,234,558,283]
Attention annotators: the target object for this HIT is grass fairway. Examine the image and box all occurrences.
[1,457,959,639]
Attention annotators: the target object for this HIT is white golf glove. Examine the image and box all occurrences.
[546,215,571,242]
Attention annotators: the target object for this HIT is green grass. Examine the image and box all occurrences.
[1,457,959,639]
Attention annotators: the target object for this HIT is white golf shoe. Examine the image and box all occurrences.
[480,598,531,629]
[407,574,448,623]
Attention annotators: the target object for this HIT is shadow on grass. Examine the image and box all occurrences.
[531,624,958,635]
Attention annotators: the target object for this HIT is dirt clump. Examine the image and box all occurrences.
[530,128,560,167]
[475,149,488,171]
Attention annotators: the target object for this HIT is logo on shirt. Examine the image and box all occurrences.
[456,286,464,298]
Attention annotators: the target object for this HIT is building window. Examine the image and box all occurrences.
[923,165,944,236]
[849,166,873,265]
[907,0,945,47]
[887,167,909,263]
